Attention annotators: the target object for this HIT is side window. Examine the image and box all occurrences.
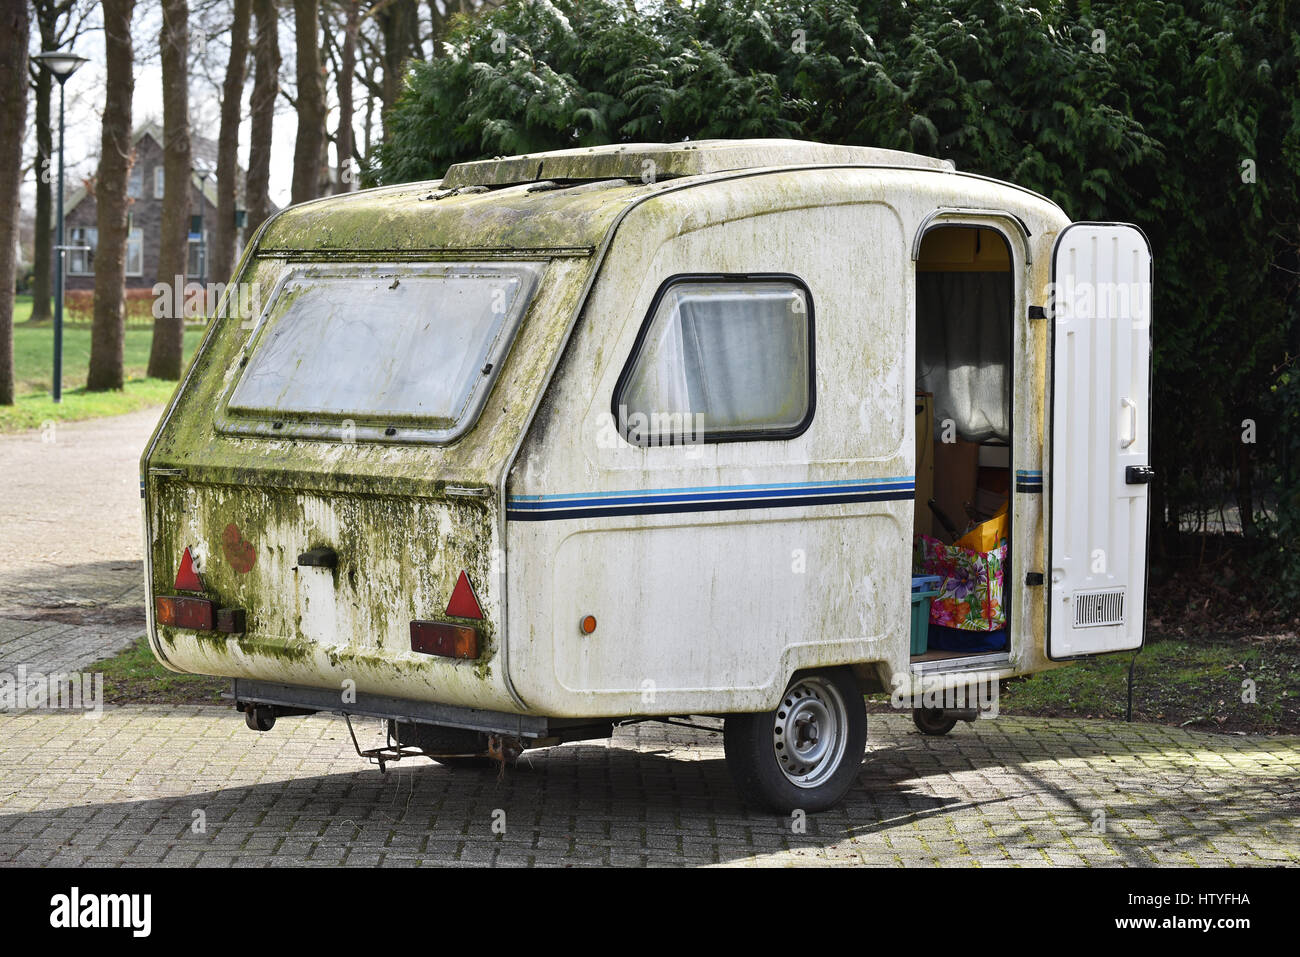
[614,275,815,445]
[67,226,97,275]
[125,228,143,276]
[154,167,165,199]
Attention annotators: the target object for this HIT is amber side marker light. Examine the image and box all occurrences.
[410,620,479,659]
[580,615,597,635]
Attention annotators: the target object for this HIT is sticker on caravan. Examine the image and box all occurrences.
[221,523,257,574]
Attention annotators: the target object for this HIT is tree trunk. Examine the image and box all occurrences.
[211,0,251,286]
[336,0,358,192]
[291,0,324,205]
[363,57,376,157]
[379,0,420,135]
[31,67,53,323]
[87,0,135,392]
[0,2,30,405]
[147,0,192,381]
[245,0,280,236]
[426,0,445,59]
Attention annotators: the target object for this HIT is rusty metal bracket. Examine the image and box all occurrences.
[616,716,724,735]
[343,713,425,773]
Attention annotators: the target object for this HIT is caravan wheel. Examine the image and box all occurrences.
[723,668,867,813]
[912,708,959,736]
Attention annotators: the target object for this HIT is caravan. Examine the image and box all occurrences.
[143,140,1152,811]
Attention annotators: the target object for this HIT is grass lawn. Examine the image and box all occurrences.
[995,634,1300,733]
[2,317,202,432]
[98,628,1300,733]
[867,633,1300,735]
[88,636,227,706]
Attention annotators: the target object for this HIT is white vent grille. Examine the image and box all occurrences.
[1074,590,1125,628]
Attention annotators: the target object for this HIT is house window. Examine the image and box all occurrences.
[126,228,143,277]
[127,166,143,199]
[66,226,97,275]
[154,166,165,199]
[614,275,816,445]
[187,235,204,279]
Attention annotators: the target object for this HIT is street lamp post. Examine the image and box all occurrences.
[33,51,89,404]
[195,166,211,287]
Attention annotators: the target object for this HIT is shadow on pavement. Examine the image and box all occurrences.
[1,713,1293,866]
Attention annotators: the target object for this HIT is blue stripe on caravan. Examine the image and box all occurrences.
[507,475,916,503]
[507,477,915,521]
[1015,469,1044,493]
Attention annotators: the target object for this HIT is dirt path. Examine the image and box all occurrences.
[0,407,163,671]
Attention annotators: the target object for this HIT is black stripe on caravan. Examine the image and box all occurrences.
[507,489,916,521]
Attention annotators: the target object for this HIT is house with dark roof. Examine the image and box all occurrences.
[61,122,272,291]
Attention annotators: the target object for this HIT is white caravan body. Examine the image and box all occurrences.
[143,140,1152,809]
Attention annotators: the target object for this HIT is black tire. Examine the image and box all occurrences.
[723,668,867,813]
[244,706,275,732]
[912,707,959,736]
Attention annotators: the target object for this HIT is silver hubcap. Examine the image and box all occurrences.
[772,676,848,788]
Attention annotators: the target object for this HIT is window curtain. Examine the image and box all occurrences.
[678,290,804,431]
[916,272,1011,443]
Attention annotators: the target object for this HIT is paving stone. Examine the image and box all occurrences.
[0,706,1295,866]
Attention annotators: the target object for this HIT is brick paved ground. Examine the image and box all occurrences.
[2,411,1297,867]
[0,408,158,675]
[0,707,1295,867]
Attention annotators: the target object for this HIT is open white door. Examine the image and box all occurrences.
[1048,223,1152,658]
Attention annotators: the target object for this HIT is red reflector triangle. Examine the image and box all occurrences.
[445,570,483,620]
[175,548,204,592]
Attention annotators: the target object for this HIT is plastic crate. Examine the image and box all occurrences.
[910,575,942,655]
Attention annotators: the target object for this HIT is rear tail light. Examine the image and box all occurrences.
[156,594,246,634]
[410,620,479,659]
[156,595,217,631]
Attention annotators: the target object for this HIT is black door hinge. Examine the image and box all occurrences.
[1025,572,1045,586]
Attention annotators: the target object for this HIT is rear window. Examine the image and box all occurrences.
[220,263,541,443]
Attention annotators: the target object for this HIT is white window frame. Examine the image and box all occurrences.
[153,166,165,199]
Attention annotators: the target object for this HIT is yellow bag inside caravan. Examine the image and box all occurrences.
[954,501,1009,552]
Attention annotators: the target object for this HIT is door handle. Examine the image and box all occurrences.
[1120,398,1138,448]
